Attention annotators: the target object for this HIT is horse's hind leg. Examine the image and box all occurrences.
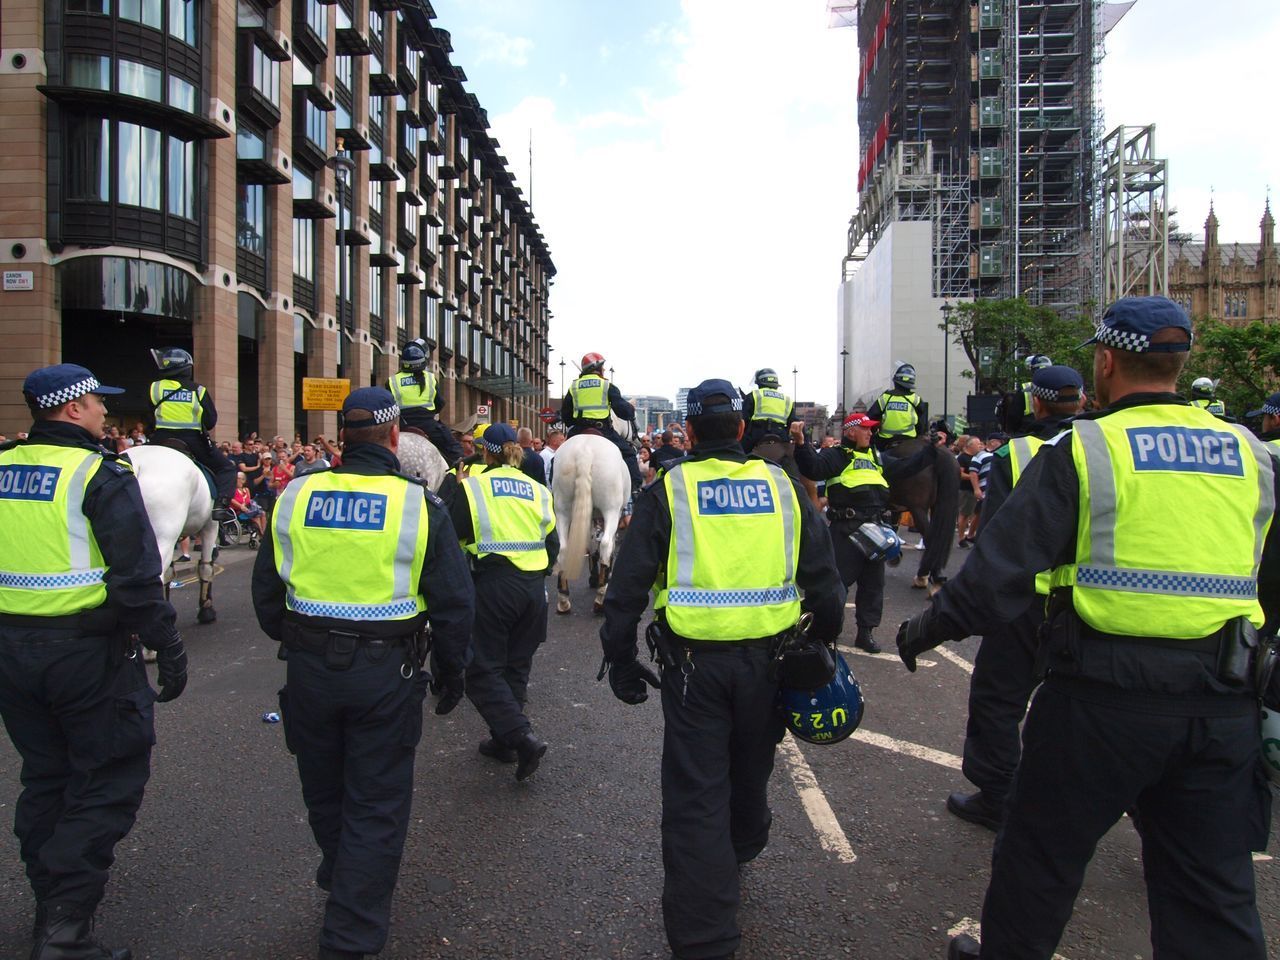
[556,572,571,615]
[593,514,622,615]
[196,521,218,624]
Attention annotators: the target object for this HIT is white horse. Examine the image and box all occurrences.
[397,431,449,490]
[126,444,219,624]
[551,418,632,616]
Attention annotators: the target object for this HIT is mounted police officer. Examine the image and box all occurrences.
[1002,354,1053,432]
[896,297,1279,960]
[2,364,187,960]
[1250,390,1280,635]
[740,367,800,455]
[867,363,926,447]
[791,411,891,653]
[251,386,474,960]
[451,422,558,781]
[1190,376,1227,417]
[148,347,236,520]
[945,365,1086,832]
[559,352,643,493]
[387,338,463,466]
[600,378,845,960]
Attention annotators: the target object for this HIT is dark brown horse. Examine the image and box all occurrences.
[881,437,960,593]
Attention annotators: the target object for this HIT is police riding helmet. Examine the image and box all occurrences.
[401,338,430,373]
[151,347,193,378]
[852,522,902,563]
[1191,376,1216,399]
[778,651,864,745]
[892,363,916,391]
[754,367,780,389]
[581,352,606,375]
[1025,354,1052,372]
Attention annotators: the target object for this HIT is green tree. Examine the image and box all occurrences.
[943,298,1096,394]
[1181,317,1280,418]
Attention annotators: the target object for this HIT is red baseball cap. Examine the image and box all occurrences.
[843,412,879,429]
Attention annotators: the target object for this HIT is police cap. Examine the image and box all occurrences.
[843,412,880,429]
[1030,364,1085,401]
[685,379,742,418]
[23,363,125,409]
[342,386,399,425]
[480,422,517,452]
[1080,296,1193,353]
[1246,392,1280,418]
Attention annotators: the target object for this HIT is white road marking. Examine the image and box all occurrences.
[947,917,1071,959]
[778,734,857,863]
[852,729,963,771]
[839,645,937,668]
[934,645,975,675]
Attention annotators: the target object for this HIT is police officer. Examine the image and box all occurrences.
[740,367,800,454]
[600,378,845,960]
[895,297,1279,960]
[387,338,464,466]
[945,365,1086,832]
[1190,376,1227,417]
[2,364,187,960]
[560,352,643,492]
[148,347,236,519]
[450,422,558,780]
[251,387,474,960]
[1249,391,1280,635]
[1000,354,1053,433]
[791,411,890,653]
[867,363,926,446]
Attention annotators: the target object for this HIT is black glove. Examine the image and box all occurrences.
[154,640,188,703]
[895,606,947,673]
[606,657,661,705]
[434,672,465,715]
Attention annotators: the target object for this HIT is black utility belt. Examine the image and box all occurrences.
[0,608,118,632]
[827,507,880,522]
[682,635,776,651]
[1077,621,1224,655]
[281,625,412,655]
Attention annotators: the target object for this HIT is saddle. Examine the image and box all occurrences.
[400,425,429,439]
[880,440,934,483]
[572,426,606,439]
[147,436,218,500]
[751,436,791,464]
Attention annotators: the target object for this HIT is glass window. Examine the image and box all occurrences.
[118,59,162,101]
[251,44,280,105]
[237,181,266,254]
[66,116,110,201]
[305,0,326,38]
[335,55,352,91]
[236,126,265,159]
[119,0,162,28]
[168,0,197,44]
[169,75,196,112]
[396,285,407,330]
[292,166,313,200]
[402,46,419,77]
[119,123,162,209]
[305,100,327,150]
[334,101,351,133]
[293,218,315,281]
[368,179,382,215]
[66,54,111,89]
[368,9,382,42]
[293,55,313,88]
[67,0,110,14]
[368,92,383,129]
[334,3,350,32]
[401,203,417,238]
[369,266,382,317]
[168,137,196,218]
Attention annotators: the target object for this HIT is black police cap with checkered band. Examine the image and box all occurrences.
[342,386,400,426]
[22,364,125,409]
[1030,364,1085,401]
[686,379,743,417]
[1079,296,1193,354]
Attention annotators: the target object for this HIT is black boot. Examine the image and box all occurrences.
[478,738,518,763]
[946,790,1003,831]
[854,626,881,654]
[30,906,131,960]
[513,732,548,782]
[212,496,235,522]
[948,933,981,959]
[318,948,364,960]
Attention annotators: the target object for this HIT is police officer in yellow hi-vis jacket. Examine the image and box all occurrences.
[450,422,559,781]
[1,364,187,960]
[897,297,1280,960]
[251,386,474,960]
[387,338,463,466]
[600,378,845,960]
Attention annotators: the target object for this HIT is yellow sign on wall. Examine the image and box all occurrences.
[302,378,352,411]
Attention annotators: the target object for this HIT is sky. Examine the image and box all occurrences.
[431,0,1275,407]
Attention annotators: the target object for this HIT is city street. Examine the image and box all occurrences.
[1,543,1278,960]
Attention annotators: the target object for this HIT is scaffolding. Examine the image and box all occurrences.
[1101,124,1169,302]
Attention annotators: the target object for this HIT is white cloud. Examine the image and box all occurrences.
[469,26,533,68]
[488,0,858,405]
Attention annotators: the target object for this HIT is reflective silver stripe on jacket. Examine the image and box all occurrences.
[1073,418,1274,597]
[464,475,551,554]
[0,452,105,588]
[150,382,202,429]
[666,461,797,603]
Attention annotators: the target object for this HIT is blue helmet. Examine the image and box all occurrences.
[852,522,902,562]
[779,651,864,745]
[754,367,780,388]
[151,347,193,378]
[893,363,916,391]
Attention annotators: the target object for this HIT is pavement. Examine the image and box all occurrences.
[1,540,1279,959]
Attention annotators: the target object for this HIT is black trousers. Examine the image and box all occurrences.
[980,685,1270,960]
[661,641,783,960]
[568,420,642,487]
[465,569,547,744]
[157,429,237,500]
[280,644,428,956]
[0,631,153,913]
[401,409,464,466]
[830,523,885,630]
[962,605,1043,803]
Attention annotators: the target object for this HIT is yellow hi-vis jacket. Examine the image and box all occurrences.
[461,465,555,572]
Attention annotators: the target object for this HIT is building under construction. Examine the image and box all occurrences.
[837,0,1118,414]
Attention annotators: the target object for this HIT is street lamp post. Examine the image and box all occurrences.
[559,357,565,397]
[939,300,955,424]
[839,348,849,417]
[326,140,356,377]
[792,365,798,400]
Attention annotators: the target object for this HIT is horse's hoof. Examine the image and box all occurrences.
[197,606,217,624]
[928,582,942,598]
[588,574,599,589]
[142,648,157,664]
[556,606,571,616]
[911,576,928,589]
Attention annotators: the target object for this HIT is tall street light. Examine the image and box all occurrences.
[559,357,566,396]
[939,300,955,423]
[326,139,356,378]
[839,348,849,417]
[792,365,798,399]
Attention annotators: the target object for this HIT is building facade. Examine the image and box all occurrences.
[1168,206,1280,323]
[0,0,554,438]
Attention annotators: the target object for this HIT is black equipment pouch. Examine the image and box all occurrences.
[771,613,836,690]
[646,620,680,671]
[1217,617,1258,687]
[1255,633,1280,708]
[325,630,360,671]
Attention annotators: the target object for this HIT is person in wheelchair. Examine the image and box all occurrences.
[230,471,266,539]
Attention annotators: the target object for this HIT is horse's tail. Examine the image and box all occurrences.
[562,447,595,582]
[922,446,960,580]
